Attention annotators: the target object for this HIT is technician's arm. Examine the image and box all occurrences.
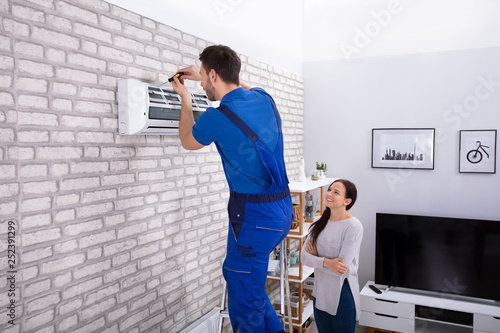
[171,76,204,150]
[177,64,251,90]
[176,64,202,81]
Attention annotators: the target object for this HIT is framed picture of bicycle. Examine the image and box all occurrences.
[371,128,435,169]
[459,129,497,174]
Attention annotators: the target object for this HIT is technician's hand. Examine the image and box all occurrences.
[323,257,348,275]
[177,64,202,81]
[171,76,191,100]
[305,240,318,256]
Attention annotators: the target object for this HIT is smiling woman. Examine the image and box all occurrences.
[301,179,363,333]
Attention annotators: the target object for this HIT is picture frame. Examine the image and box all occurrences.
[372,128,435,169]
[459,130,497,174]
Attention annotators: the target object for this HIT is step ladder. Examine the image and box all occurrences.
[217,238,292,332]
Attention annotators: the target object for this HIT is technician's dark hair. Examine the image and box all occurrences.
[308,179,357,245]
[199,45,241,86]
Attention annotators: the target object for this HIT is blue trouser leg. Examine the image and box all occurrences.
[224,258,282,332]
[313,284,356,333]
[223,204,290,333]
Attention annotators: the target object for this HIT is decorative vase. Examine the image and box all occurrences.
[298,157,306,182]
[305,192,314,220]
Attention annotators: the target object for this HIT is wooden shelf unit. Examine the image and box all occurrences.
[288,178,337,236]
[268,177,337,332]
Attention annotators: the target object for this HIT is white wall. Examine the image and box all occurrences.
[0,1,303,331]
[303,1,500,287]
[103,0,304,75]
[304,0,500,62]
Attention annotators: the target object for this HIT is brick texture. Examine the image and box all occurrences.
[0,0,304,332]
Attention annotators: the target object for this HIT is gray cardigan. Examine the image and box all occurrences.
[301,217,363,319]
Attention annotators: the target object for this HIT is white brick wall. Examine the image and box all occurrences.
[0,0,304,332]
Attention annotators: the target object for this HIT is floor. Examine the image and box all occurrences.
[309,322,368,333]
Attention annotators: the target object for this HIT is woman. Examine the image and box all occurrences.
[301,179,363,333]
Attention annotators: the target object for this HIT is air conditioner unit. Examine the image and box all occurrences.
[117,78,212,135]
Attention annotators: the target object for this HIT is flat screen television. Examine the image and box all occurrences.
[375,213,500,301]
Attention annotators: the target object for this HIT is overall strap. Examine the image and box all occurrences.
[217,89,281,142]
[252,89,281,132]
[217,104,260,143]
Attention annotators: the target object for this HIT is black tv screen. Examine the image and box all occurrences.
[375,213,500,301]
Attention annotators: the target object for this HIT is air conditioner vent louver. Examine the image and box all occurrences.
[118,78,212,135]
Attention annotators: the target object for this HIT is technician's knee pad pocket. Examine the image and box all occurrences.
[224,257,252,274]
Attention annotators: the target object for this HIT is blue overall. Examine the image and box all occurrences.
[217,91,293,333]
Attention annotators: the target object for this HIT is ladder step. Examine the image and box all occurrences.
[219,309,229,318]
[220,309,282,318]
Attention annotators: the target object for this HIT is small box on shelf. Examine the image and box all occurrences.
[303,278,313,299]
[303,319,314,333]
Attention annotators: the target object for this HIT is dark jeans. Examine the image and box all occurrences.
[313,282,356,333]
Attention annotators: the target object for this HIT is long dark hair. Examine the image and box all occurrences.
[308,179,357,245]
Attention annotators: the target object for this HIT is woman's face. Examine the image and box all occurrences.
[325,181,351,211]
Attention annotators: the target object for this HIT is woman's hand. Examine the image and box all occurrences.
[176,64,202,81]
[305,240,317,256]
[323,257,348,275]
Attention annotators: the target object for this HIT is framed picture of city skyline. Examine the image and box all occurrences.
[372,128,435,169]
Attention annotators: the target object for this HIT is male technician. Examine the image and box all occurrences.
[171,45,293,333]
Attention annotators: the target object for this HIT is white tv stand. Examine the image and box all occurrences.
[359,281,500,333]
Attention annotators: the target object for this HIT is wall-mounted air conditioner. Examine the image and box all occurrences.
[117,78,212,135]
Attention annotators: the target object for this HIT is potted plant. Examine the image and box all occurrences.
[315,162,327,179]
